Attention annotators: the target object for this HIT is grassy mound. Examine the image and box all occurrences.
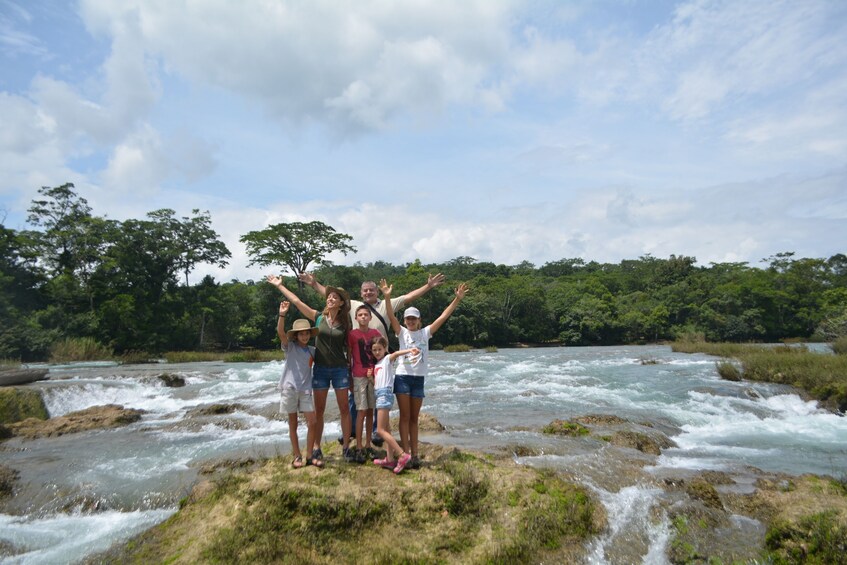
[98,445,602,564]
[0,388,48,425]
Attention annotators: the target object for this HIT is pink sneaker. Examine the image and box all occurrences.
[393,453,412,474]
[373,458,396,469]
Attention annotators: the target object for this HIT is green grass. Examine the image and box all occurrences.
[830,336,847,355]
[444,344,472,352]
[765,510,847,564]
[0,358,21,369]
[485,345,498,353]
[672,341,847,412]
[542,419,590,436]
[0,388,49,425]
[49,337,113,362]
[163,350,285,363]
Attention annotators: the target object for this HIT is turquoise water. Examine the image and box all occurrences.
[1,346,844,564]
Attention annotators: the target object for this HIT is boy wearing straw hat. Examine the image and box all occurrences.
[277,301,319,468]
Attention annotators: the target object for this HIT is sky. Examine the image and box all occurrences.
[1,0,846,283]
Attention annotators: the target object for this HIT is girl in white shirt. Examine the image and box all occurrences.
[379,279,469,469]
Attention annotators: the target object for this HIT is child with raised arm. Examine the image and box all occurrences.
[347,305,382,462]
[370,281,419,473]
[381,278,469,469]
[276,301,318,469]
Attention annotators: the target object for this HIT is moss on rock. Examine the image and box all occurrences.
[543,419,590,436]
[92,445,603,564]
[0,387,48,425]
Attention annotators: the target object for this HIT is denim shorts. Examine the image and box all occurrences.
[312,365,350,391]
[375,386,394,410]
[394,374,425,398]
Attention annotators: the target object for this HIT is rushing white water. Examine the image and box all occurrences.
[1,345,845,564]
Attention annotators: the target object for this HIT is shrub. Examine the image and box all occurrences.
[444,344,471,352]
[485,346,498,353]
[716,360,742,381]
[830,336,847,355]
[49,337,113,362]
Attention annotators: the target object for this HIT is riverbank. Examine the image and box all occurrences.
[670,341,847,412]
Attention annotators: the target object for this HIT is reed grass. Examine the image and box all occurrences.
[0,359,21,369]
[830,336,847,355]
[49,337,113,362]
[163,350,285,363]
[672,340,847,412]
[485,345,498,353]
[444,344,472,352]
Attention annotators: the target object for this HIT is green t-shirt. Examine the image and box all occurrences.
[314,314,348,367]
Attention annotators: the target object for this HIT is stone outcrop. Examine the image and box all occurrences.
[6,404,144,439]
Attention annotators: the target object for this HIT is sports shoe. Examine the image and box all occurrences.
[364,446,378,459]
[343,447,356,463]
[371,434,384,447]
[393,453,412,474]
[373,458,396,469]
[354,449,366,464]
[409,455,421,469]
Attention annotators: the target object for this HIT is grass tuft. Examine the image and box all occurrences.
[444,344,472,352]
[49,337,113,362]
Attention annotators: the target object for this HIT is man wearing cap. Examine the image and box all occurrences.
[298,271,446,445]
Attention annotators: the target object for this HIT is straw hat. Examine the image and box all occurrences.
[287,318,318,339]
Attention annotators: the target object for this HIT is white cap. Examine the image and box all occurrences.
[403,306,421,318]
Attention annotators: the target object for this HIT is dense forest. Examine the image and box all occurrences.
[2,184,846,361]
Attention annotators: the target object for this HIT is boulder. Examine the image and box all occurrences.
[6,404,144,439]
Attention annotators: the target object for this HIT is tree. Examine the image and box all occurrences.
[240,221,356,289]
[174,209,231,286]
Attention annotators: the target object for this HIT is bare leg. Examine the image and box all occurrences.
[409,397,423,458]
[355,408,365,450]
[335,387,351,450]
[288,412,300,457]
[304,411,317,460]
[364,409,373,448]
[376,409,403,460]
[312,389,328,453]
[396,393,411,453]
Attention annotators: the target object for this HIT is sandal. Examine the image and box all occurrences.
[292,455,304,469]
[310,448,324,468]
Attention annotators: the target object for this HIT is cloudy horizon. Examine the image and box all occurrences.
[2,0,846,282]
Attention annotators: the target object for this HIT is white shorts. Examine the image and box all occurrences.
[280,388,314,414]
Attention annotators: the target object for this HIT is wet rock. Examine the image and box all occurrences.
[187,403,245,417]
[157,373,185,387]
[574,414,629,426]
[542,419,590,436]
[389,411,445,433]
[0,387,49,425]
[501,444,542,457]
[0,464,19,497]
[196,457,259,475]
[6,404,144,439]
[686,478,724,510]
[608,430,676,455]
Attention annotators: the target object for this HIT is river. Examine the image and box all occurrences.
[1,345,845,564]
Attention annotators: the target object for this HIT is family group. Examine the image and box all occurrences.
[266,272,469,474]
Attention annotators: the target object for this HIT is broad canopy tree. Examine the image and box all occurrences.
[240,221,356,289]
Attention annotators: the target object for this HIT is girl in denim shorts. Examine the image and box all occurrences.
[370,335,419,474]
[268,275,351,467]
[379,279,469,469]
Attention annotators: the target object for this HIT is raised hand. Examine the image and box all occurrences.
[455,282,469,300]
[427,273,445,288]
[379,278,393,298]
[266,274,283,287]
[298,272,315,286]
[279,301,290,316]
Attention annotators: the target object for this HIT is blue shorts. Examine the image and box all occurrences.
[394,374,425,399]
[375,386,394,410]
[312,365,350,391]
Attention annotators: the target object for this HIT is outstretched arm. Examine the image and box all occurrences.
[277,301,290,346]
[298,272,327,298]
[379,279,402,334]
[266,275,318,321]
[429,283,469,335]
[389,346,420,362]
[401,273,446,304]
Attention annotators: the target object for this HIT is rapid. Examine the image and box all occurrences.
[1,345,844,564]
